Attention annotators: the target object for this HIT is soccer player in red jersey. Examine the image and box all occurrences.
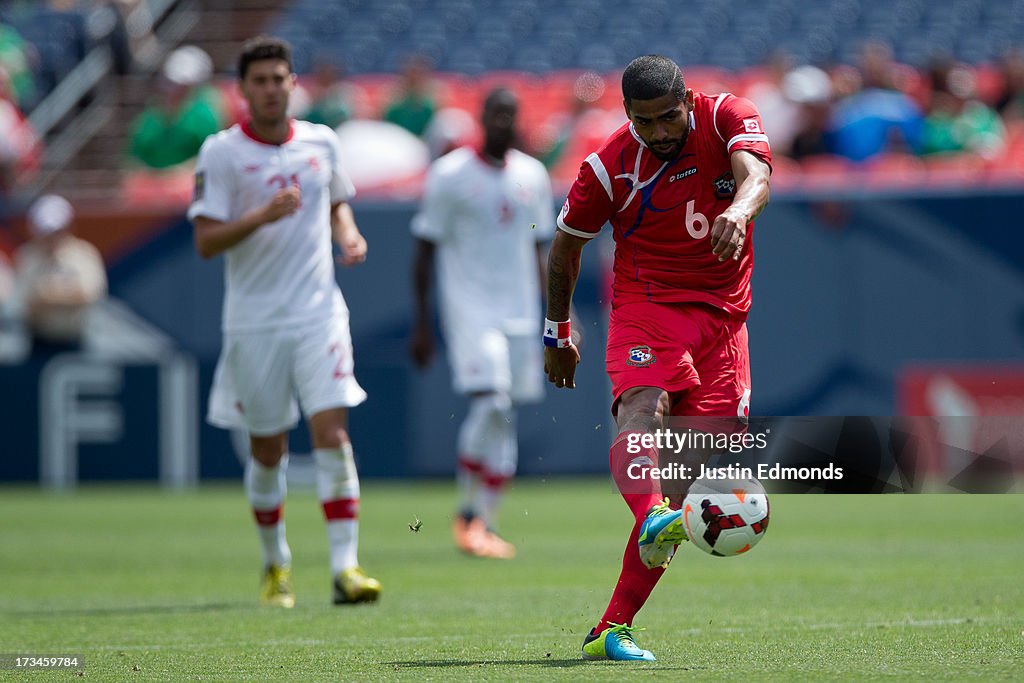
[544,55,772,661]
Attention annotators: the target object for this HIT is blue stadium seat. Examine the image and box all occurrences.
[270,0,1010,76]
[576,44,618,72]
[443,45,487,75]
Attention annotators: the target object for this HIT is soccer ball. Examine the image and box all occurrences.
[682,477,770,557]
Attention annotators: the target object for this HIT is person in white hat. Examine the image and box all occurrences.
[12,194,107,351]
[127,45,224,169]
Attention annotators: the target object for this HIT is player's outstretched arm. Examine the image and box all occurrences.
[544,230,586,389]
[331,202,367,266]
[409,238,436,369]
[710,150,771,262]
[193,187,300,259]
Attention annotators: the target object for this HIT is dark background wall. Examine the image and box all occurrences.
[3,190,1023,481]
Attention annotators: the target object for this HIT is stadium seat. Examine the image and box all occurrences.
[798,155,859,191]
[121,168,194,207]
[764,155,802,192]
[862,153,927,189]
[984,154,1024,186]
[268,0,1018,76]
[923,153,988,187]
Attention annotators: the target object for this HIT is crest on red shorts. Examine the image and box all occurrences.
[627,345,655,367]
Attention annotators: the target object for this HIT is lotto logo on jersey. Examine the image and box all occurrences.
[743,118,762,133]
[669,167,698,183]
[627,345,656,367]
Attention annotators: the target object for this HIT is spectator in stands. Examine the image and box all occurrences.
[127,45,224,169]
[922,63,1005,158]
[0,249,13,305]
[784,65,833,160]
[423,106,479,159]
[12,195,107,352]
[827,42,924,161]
[0,21,36,109]
[0,65,40,194]
[994,49,1024,120]
[0,247,23,362]
[746,51,800,156]
[86,0,137,75]
[298,60,354,129]
[383,55,437,137]
[537,71,611,169]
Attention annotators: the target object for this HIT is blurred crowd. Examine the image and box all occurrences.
[116,39,1024,195]
[1,0,155,197]
[2,0,1024,203]
[754,42,1021,163]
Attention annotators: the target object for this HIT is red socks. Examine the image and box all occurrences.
[609,430,664,522]
[595,430,668,631]
[595,516,666,632]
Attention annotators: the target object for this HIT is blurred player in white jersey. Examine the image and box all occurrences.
[188,36,380,607]
[410,88,555,559]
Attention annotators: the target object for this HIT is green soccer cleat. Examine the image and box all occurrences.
[260,564,295,609]
[637,497,688,569]
[581,623,656,661]
[332,567,382,605]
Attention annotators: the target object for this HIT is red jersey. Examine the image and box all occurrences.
[557,92,771,318]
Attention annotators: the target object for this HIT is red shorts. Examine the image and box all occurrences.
[606,301,751,418]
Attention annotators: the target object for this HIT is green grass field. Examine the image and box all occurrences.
[1,480,1022,681]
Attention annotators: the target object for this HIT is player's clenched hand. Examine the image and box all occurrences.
[544,345,581,389]
[336,230,367,266]
[710,209,748,262]
[262,187,302,223]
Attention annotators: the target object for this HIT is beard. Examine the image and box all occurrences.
[650,142,683,160]
[648,127,690,161]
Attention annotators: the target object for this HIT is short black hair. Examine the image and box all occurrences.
[482,87,518,114]
[238,35,292,79]
[622,55,685,106]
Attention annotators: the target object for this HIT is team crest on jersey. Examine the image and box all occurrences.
[627,345,656,367]
[712,172,736,199]
[193,171,205,201]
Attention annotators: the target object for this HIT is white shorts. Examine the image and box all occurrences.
[446,318,544,404]
[207,315,367,436]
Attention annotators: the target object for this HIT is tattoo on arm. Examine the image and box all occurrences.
[546,244,581,322]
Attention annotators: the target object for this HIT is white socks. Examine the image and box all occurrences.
[314,445,360,575]
[245,455,292,568]
[474,414,517,529]
[456,393,518,528]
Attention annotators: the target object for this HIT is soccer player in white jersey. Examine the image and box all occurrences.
[188,36,380,607]
[410,88,555,559]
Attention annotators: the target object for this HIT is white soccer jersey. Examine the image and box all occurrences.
[412,147,555,333]
[188,120,356,333]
